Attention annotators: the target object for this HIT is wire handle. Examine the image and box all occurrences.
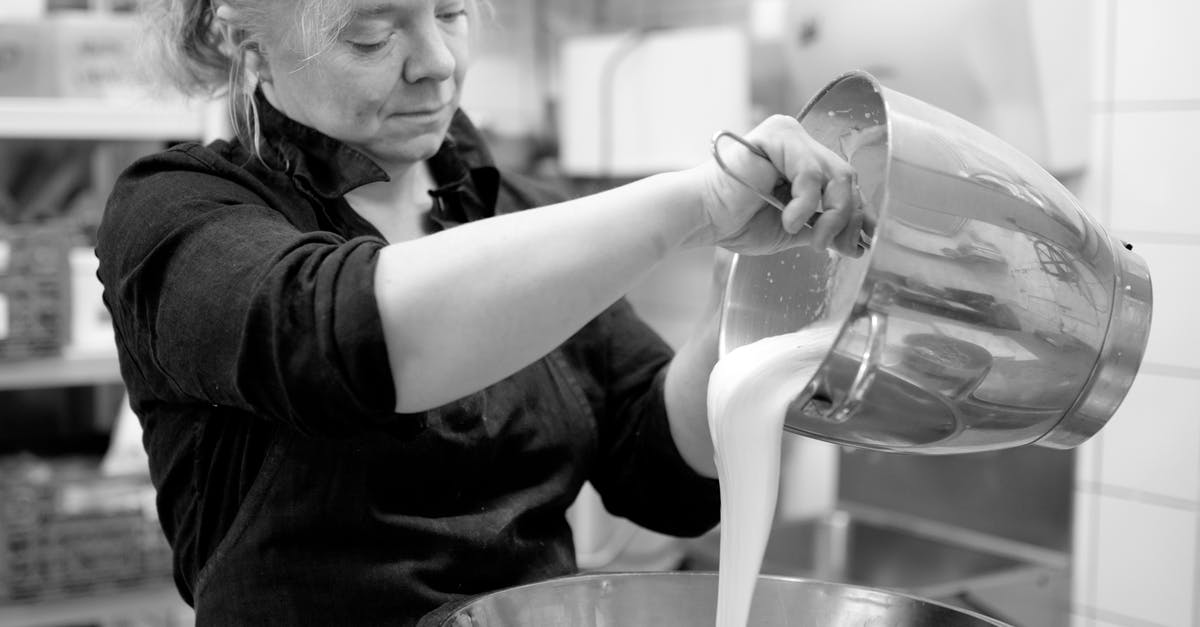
[710,130,787,212]
[710,130,872,250]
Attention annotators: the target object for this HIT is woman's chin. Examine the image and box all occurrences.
[363,138,444,171]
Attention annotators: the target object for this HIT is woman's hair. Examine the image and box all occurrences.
[139,0,355,156]
[141,0,488,159]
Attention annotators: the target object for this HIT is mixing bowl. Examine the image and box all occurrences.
[425,571,1011,626]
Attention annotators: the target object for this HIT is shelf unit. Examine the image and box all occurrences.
[0,94,221,389]
[0,352,123,391]
[0,96,221,141]
[1,92,219,626]
[0,583,190,627]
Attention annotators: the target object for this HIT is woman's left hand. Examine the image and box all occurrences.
[691,115,868,258]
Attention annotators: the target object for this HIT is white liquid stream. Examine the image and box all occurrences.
[707,324,839,627]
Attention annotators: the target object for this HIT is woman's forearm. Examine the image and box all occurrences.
[663,310,721,478]
[375,169,709,413]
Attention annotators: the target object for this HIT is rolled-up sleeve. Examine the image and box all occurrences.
[97,148,398,436]
[570,299,721,537]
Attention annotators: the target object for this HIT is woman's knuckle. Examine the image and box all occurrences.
[830,166,855,184]
[767,113,794,126]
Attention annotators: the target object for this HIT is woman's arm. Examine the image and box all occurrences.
[376,115,862,413]
[376,170,705,413]
[661,248,733,478]
[662,310,722,477]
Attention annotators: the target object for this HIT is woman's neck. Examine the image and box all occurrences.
[345,163,436,243]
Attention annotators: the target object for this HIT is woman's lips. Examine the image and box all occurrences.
[393,104,447,118]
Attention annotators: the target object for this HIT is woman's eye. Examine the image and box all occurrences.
[437,9,468,22]
[349,37,391,53]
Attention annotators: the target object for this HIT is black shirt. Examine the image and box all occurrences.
[96,98,719,625]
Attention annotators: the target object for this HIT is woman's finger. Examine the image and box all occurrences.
[781,168,824,234]
[834,202,866,257]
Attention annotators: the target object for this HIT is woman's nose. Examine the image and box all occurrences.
[402,19,456,84]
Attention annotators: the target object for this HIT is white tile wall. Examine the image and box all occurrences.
[1093,495,1197,626]
[1099,373,1200,504]
[1113,0,1200,101]
[1109,111,1200,235]
[1074,1,1200,626]
[1126,243,1200,371]
[1089,0,1113,103]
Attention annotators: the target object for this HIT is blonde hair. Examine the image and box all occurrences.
[139,0,354,157]
[141,0,489,161]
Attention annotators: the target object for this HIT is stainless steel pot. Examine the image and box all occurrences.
[429,572,1010,626]
[720,70,1152,453]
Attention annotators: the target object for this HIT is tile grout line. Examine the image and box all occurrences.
[1195,402,1200,627]
[1085,0,1119,621]
[1111,231,1200,247]
[1087,439,1103,627]
[1137,363,1200,380]
[1077,481,1200,512]
[1084,605,1173,627]
[1093,99,1200,113]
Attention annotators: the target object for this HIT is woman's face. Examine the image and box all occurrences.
[259,0,471,170]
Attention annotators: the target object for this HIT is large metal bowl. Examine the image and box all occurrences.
[719,70,1152,453]
[425,571,1011,626]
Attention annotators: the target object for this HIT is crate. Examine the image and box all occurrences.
[0,21,58,98]
[0,14,144,99]
[0,223,74,361]
[0,458,172,604]
[50,13,145,99]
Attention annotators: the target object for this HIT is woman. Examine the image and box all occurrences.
[97,0,866,624]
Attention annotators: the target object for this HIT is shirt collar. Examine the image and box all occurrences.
[255,92,500,225]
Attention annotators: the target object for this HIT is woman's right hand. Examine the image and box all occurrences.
[690,114,867,258]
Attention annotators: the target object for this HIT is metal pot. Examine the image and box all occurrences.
[719,71,1152,453]
[428,571,1010,626]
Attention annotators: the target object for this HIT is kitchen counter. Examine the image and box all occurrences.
[684,502,1071,627]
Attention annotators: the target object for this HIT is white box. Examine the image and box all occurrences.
[49,12,146,99]
[782,0,1092,175]
[558,26,751,177]
[64,246,115,357]
[0,21,57,97]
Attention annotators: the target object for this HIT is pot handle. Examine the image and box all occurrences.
[822,310,887,423]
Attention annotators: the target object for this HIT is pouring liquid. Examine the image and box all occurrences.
[707,324,839,627]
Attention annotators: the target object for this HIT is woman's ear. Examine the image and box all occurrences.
[244,45,270,84]
[212,3,239,58]
[212,2,272,84]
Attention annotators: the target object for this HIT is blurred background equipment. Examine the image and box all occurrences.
[0,1,215,625]
[0,455,167,603]
[770,0,1090,176]
[556,25,751,177]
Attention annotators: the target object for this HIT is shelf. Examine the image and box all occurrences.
[0,96,216,141]
[0,352,122,391]
[0,582,190,627]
